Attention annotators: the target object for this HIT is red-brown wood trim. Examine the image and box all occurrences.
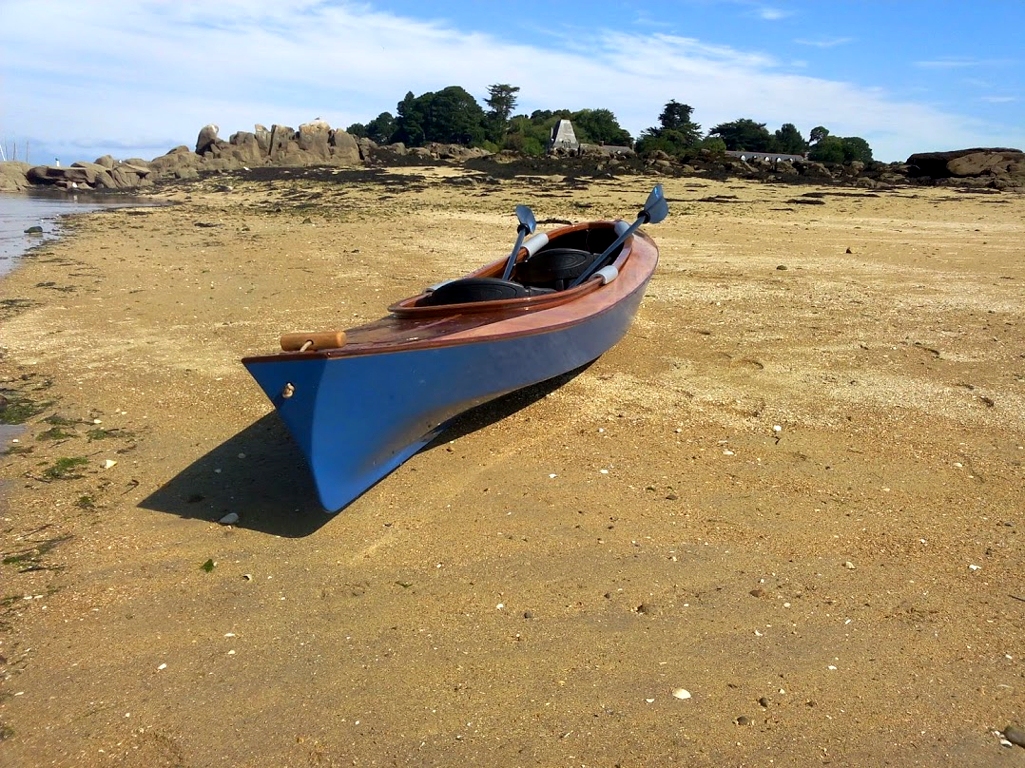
[241,224,659,365]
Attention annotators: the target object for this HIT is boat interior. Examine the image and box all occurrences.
[267,222,637,354]
[422,223,624,306]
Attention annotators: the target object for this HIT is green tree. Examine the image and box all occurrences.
[485,84,519,122]
[809,125,829,144]
[394,86,487,146]
[395,91,425,145]
[485,84,520,135]
[636,100,702,155]
[807,134,873,164]
[503,115,552,155]
[360,112,396,144]
[427,86,486,144]
[774,123,808,155]
[502,131,545,156]
[701,136,727,155]
[840,136,873,163]
[707,119,774,152]
[528,109,571,125]
[657,100,702,144]
[808,135,844,163]
[570,108,632,145]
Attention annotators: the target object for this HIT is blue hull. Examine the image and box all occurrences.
[243,282,647,512]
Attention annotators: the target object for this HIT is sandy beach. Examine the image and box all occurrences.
[1,167,1023,766]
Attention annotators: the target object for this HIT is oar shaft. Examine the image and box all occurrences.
[568,215,647,288]
[501,229,527,280]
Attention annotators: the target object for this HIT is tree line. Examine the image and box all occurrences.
[346,85,873,164]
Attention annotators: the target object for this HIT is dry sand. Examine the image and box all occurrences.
[1,167,1023,766]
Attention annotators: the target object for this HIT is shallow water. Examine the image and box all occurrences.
[0,191,134,277]
[1,192,153,454]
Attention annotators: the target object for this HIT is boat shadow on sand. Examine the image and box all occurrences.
[138,364,591,537]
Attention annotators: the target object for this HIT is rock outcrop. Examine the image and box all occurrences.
[196,124,220,154]
[0,161,32,192]
[10,122,1025,194]
[25,160,154,190]
[184,121,364,169]
[15,119,369,192]
[906,148,1025,188]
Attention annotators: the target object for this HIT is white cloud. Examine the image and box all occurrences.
[757,7,792,21]
[915,57,1012,69]
[0,0,1019,163]
[794,37,854,48]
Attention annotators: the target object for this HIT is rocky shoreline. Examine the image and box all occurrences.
[3,119,1023,195]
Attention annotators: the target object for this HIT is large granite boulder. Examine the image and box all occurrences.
[946,150,1024,177]
[906,148,1023,178]
[354,136,377,161]
[196,124,220,154]
[26,164,101,189]
[269,125,296,159]
[226,131,265,164]
[0,161,31,191]
[330,129,361,164]
[794,159,833,179]
[114,162,153,188]
[297,119,332,159]
[148,145,201,179]
[254,124,272,154]
[421,142,491,161]
[70,161,116,188]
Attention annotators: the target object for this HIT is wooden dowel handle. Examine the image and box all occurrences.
[280,330,347,351]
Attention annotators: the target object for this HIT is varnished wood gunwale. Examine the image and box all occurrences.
[241,222,658,365]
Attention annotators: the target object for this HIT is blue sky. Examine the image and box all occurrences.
[1,0,1022,165]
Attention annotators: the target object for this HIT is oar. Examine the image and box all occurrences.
[501,204,537,281]
[568,184,669,288]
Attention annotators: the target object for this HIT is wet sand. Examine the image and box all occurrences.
[1,168,1023,766]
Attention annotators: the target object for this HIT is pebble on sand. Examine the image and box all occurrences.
[1004,724,1025,748]
[219,512,240,525]
[672,688,692,700]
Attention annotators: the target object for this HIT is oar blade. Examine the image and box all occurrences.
[516,204,537,234]
[567,186,669,289]
[642,184,669,224]
[502,205,535,280]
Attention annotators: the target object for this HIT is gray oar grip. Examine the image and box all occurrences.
[524,233,549,256]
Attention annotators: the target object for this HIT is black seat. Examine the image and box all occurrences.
[517,247,597,291]
[424,277,554,306]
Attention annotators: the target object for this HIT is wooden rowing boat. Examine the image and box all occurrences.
[242,186,667,512]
